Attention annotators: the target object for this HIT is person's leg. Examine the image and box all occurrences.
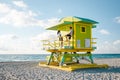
[65,34,70,41]
[66,35,71,47]
[60,37,63,48]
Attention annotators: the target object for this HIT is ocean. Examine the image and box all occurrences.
[0,53,120,62]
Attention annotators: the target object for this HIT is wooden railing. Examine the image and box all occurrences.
[41,39,73,50]
[41,38,97,50]
[91,38,97,49]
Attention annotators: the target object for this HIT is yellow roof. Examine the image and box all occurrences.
[46,16,98,31]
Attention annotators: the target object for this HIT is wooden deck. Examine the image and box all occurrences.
[39,61,108,71]
[47,48,94,52]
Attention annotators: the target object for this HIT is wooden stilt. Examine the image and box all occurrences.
[47,52,53,65]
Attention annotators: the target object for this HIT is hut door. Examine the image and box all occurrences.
[85,39,90,48]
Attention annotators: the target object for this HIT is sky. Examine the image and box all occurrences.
[0,0,120,54]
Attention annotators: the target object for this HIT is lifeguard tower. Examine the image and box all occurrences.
[39,16,108,71]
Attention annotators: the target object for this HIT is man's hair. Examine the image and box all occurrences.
[70,27,72,29]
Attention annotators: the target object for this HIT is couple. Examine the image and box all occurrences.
[57,27,73,48]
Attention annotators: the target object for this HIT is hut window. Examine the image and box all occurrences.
[81,26,86,33]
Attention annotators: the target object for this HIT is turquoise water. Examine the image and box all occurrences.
[0,53,120,62]
[93,54,120,58]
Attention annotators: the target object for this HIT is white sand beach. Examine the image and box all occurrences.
[0,58,120,80]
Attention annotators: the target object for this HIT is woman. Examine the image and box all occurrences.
[57,30,63,48]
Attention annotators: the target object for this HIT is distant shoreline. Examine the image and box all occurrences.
[0,58,120,62]
[0,54,120,62]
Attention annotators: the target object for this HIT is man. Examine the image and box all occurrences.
[66,27,73,40]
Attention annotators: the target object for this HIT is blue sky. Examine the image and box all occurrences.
[0,0,120,54]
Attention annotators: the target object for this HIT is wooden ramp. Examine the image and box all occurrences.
[39,61,108,71]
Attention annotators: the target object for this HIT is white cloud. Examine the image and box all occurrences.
[0,3,40,27]
[0,34,35,53]
[0,34,19,51]
[113,40,120,45]
[43,18,59,28]
[95,40,120,53]
[0,2,59,28]
[0,34,18,40]
[0,3,11,13]
[0,2,59,54]
[115,16,120,23]
[32,31,57,41]
[31,31,57,51]
[99,29,110,35]
[0,32,57,54]
[13,0,27,8]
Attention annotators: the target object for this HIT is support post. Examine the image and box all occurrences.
[87,52,94,64]
[59,52,66,66]
[74,52,79,63]
[47,52,54,65]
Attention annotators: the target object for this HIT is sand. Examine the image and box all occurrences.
[0,58,120,80]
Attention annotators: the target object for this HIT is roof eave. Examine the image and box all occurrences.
[46,22,73,30]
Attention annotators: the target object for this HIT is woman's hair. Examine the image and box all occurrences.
[57,30,60,34]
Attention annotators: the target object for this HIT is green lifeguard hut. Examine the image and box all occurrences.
[39,16,108,71]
